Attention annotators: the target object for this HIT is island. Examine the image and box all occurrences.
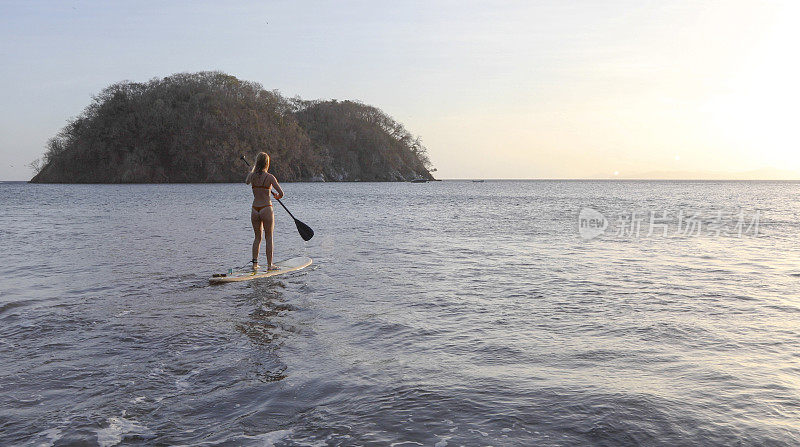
[29,72,436,183]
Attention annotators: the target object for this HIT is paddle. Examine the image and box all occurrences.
[241,156,314,241]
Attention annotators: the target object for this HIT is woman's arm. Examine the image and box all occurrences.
[270,174,284,199]
[245,170,254,185]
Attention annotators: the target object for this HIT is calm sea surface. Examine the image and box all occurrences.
[2,180,800,446]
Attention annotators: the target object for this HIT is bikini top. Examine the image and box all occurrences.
[251,172,270,189]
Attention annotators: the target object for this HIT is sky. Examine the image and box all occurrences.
[1,0,798,180]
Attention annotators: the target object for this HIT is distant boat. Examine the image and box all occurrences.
[472,180,485,183]
[410,179,427,183]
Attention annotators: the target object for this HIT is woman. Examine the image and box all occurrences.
[245,152,284,270]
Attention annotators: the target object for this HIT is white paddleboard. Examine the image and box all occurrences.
[209,256,312,284]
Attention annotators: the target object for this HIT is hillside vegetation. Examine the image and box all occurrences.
[30,72,435,183]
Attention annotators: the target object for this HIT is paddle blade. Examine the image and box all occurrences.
[294,218,314,241]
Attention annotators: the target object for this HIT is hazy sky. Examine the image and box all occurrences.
[1,0,798,180]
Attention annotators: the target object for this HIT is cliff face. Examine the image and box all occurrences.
[30,72,434,183]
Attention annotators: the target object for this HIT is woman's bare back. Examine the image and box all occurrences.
[249,172,274,207]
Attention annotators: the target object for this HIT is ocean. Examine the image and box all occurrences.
[1,180,799,446]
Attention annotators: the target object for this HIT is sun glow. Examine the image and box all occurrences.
[703,1,800,170]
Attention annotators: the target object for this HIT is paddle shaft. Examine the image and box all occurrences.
[274,196,297,220]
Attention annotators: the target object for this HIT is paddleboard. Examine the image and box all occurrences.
[209,256,312,284]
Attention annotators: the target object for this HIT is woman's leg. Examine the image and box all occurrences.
[251,208,263,266]
[259,207,276,268]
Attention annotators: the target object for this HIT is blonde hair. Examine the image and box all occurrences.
[254,152,270,173]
